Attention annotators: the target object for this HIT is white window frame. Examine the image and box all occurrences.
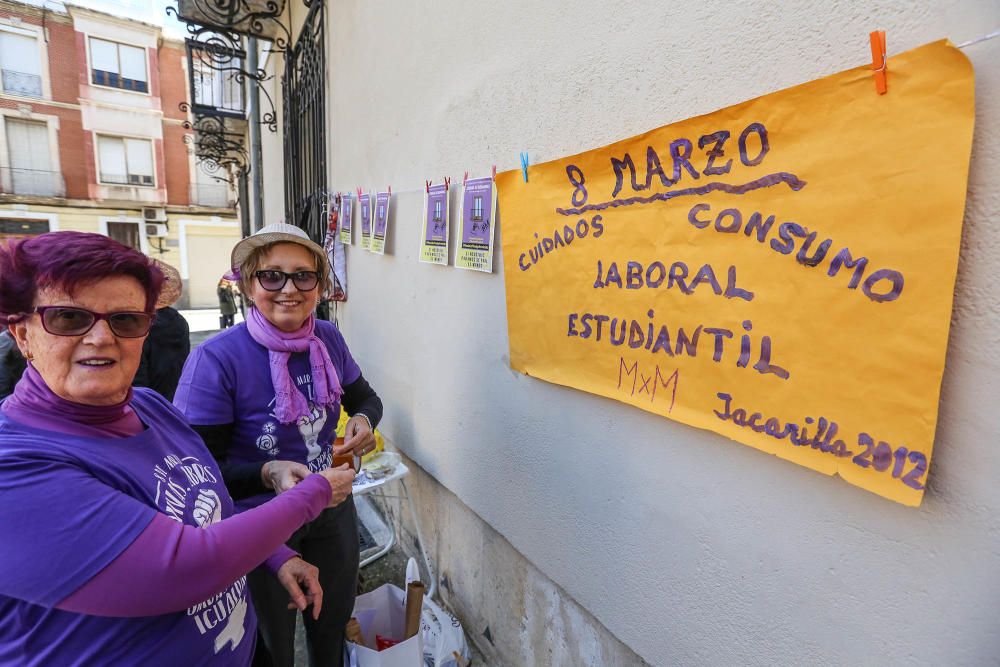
[0,109,60,194]
[0,208,59,231]
[98,216,148,255]
[87,36,150,96]
[0,22,50,100]
[191,58,243,115]
[95,134,156,188]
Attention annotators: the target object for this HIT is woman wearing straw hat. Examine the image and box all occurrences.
[175,222,383,667]
[133,260,190,401]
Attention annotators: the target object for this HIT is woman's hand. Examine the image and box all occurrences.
[317,464,355,507]
[276,557,323,620]
[333,415,376,459]
[262,460,312,494]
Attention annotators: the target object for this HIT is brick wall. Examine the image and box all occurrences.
[57,112,87,199]
[163,124,190,206]
[46,21,80,104]
[159,42,188,122]
[159,41,191,205]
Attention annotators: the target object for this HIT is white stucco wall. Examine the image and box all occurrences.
[319,2,998,665]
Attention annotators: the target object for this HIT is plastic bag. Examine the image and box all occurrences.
[406,559,470,667]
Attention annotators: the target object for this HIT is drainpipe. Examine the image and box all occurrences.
[247,37,264,232]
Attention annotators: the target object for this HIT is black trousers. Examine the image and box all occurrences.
[249,497,360,667]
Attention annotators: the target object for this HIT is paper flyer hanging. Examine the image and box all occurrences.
[496,41,974,506]
[372,191,390,255]
[339,192,353,245]
[420,182,450,265]
[323,201,347,301]
[456,176,497,273]
[359,192,372,251]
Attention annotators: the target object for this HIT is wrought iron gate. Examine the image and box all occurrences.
[283,0,326,242]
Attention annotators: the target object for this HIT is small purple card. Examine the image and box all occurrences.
[462,178,493,250]
[374,192,389,240]
[359,192,372,250]
[456,176,496,272]
[425,184,448,246]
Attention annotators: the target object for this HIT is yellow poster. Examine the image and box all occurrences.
[497,41,974,506]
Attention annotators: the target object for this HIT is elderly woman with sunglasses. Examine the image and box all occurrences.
[175,223,383,667]
[0,232,356,667]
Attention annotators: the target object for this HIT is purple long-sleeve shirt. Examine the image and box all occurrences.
[0,375,330,666]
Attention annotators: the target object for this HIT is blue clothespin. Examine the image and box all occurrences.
[519,152,529,182]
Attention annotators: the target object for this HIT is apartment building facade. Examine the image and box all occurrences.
[0,0,241,308]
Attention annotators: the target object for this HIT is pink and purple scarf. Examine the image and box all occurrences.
[246,307,342,424]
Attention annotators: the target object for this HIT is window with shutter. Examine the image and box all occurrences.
[0,29,41,98]
[90,38,148,93]
[5,119,54,195]
[97,136,154,186]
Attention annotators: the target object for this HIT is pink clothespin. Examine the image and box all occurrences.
[387,185,392,197]
[491,165,497,181]
[356,187,362,200]
[425,180,431,193]
[463,171,468,187]
[444,176,451,191]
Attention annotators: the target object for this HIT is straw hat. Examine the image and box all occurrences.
[153,259,183,309]
[230,222,326,271]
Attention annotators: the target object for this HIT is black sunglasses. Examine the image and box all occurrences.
[254,270,321,292]
[33,306,154,338]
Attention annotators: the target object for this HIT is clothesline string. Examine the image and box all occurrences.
[957,28,999,48]
[320,28,997,199]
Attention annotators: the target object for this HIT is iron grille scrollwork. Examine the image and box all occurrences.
[181,103,249,181]
[170,0,291,49]
[167,1,289,187]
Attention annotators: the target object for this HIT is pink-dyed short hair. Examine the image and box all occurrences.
[0,231,164,321]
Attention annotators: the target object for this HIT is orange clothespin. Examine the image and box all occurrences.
[869,30,887,95]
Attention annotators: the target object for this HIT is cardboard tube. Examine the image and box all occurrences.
[345,617,366,648]
[404,581,426,639]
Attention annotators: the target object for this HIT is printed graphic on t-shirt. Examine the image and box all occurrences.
[152,454,250,655]
[298,404,333,472]
[256,373,335,472]
[256,421,280,456]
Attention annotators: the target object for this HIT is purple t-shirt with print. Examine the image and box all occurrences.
[0,388,257,667]
[174,320,361,511]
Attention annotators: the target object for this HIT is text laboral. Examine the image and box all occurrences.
[498,41,974,506]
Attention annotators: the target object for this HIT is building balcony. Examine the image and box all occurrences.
[1,70,42,98]
[190,182,235,208]
[0,168,65,197]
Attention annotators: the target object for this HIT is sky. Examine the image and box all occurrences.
[23,0,187,38]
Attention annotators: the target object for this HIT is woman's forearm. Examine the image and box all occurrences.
[57,474,330,617]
